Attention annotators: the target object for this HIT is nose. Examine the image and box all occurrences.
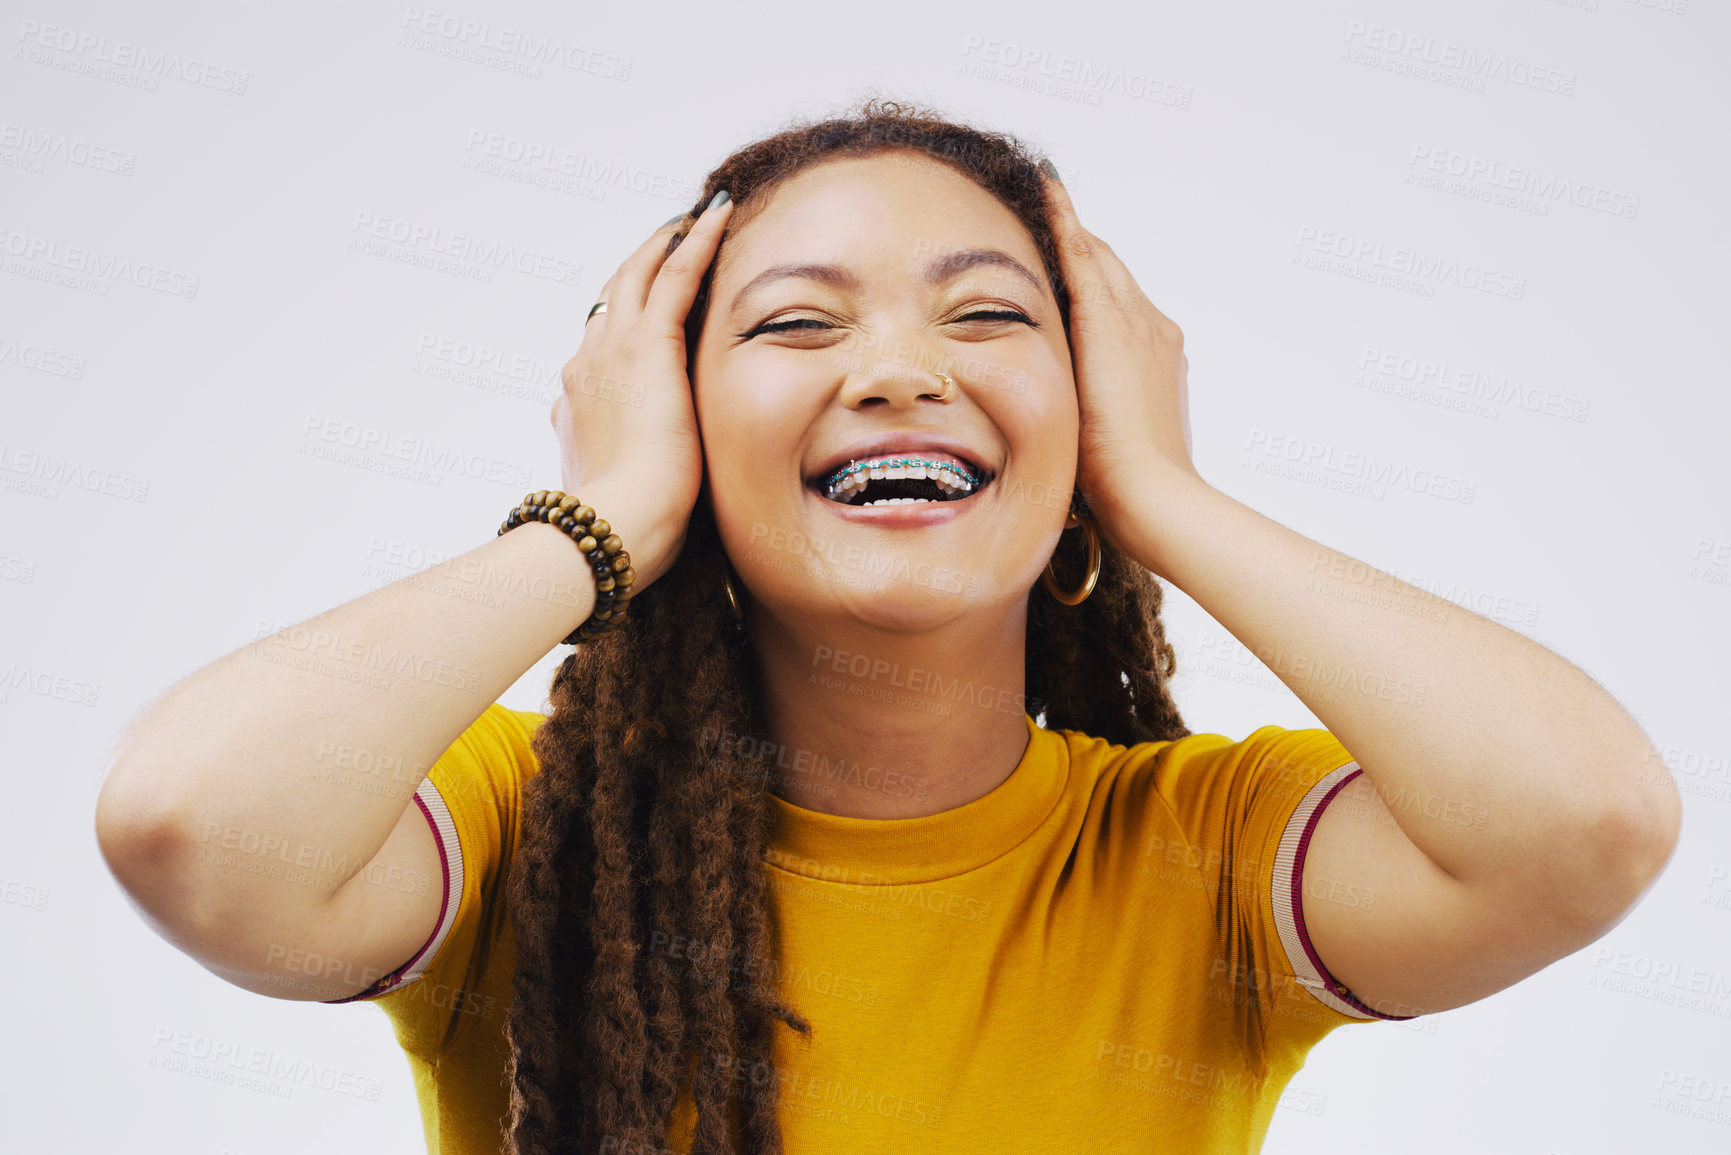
[837,360,957,410]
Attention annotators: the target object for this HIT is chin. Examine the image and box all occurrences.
[734,547,1002,637]
[823,576,984,634]
[719,490,1054,636]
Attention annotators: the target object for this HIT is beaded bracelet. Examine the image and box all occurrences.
[497,489,636,645]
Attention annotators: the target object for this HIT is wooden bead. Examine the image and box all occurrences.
[497,490,639,642]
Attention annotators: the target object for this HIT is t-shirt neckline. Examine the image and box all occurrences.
[763,716,1069,885]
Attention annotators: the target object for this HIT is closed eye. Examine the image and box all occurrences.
[746,317,832,336]
[740,309,1037,339]
[953,309,1038,328]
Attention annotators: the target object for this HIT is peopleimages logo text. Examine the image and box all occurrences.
[1343,22,1576,94]
[349,212,582,286]
[1294,227,1526,300]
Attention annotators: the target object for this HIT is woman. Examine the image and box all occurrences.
[95,99,1681,1154]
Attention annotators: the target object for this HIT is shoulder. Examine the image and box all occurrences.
[406,702,552,925]
[475,701,549,751]
[1048,721,1398,1029]
[1047,720,1351,789]
[426,703,549,806]
[1047,721,1360,848]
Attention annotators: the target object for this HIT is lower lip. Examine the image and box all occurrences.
[808,487,984,527]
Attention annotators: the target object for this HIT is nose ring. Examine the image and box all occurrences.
[930,372,958,402]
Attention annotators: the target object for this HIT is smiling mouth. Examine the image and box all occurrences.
[818,456,992,506]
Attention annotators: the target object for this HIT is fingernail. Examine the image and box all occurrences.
[1039,158,1062,185]
[661,213,685,228]
[707,188,731,211]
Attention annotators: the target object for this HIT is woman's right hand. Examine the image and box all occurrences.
[550,190,734,590]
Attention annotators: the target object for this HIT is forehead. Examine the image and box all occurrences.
[712,151,1041,285]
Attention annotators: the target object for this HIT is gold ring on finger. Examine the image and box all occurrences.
[586,300,608,322]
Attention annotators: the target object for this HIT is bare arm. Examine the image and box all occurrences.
[95,193,732,1002]
[1124,473,1680,1015]
[94,518,599,1000]
[1035,169,1682,1018]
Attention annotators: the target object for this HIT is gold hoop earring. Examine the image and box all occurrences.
[721,564,745,621]
[1041,513,1101,606]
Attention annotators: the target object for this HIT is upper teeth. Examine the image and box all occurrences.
[822,456,982,503]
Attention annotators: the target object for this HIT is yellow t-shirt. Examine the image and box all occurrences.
[330,703,1413,1153]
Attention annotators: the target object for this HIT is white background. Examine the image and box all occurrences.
[4,1,1728,1151]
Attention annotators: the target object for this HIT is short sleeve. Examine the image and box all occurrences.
[1151,725,1415,1064]
[322,702,545,1048]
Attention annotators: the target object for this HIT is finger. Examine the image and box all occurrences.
[1082,235,1178,331]
[1040,173,1109,292]
[642,192,735,330]
[1042,172,1173,329]
[1077,233,1141,305]
[1047,183,1141,307]
[596,215,692,332]
[583,278,615,328]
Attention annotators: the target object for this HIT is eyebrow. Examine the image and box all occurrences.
[727,247,1045,316]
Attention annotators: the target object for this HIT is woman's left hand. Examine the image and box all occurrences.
[1041,170,1206,543]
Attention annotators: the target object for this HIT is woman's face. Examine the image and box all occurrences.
[692,150,1078,634]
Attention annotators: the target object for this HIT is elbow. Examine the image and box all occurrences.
[1562,769,1683,934]
[95,777,238,957]
[1622,750,1685,889]
[94,762,196,906]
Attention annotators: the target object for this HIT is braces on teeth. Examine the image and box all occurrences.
[822,457,983,505]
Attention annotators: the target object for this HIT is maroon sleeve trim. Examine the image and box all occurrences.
[1274,764,1419,1022]
[321,778,459,1004]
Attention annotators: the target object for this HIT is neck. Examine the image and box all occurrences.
[747,601,1035,819]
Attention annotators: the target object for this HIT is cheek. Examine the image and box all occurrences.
[993,357,1080,479]
[983,363,1078,547]
[694,354,816,521]
[1032,393,1080,472]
